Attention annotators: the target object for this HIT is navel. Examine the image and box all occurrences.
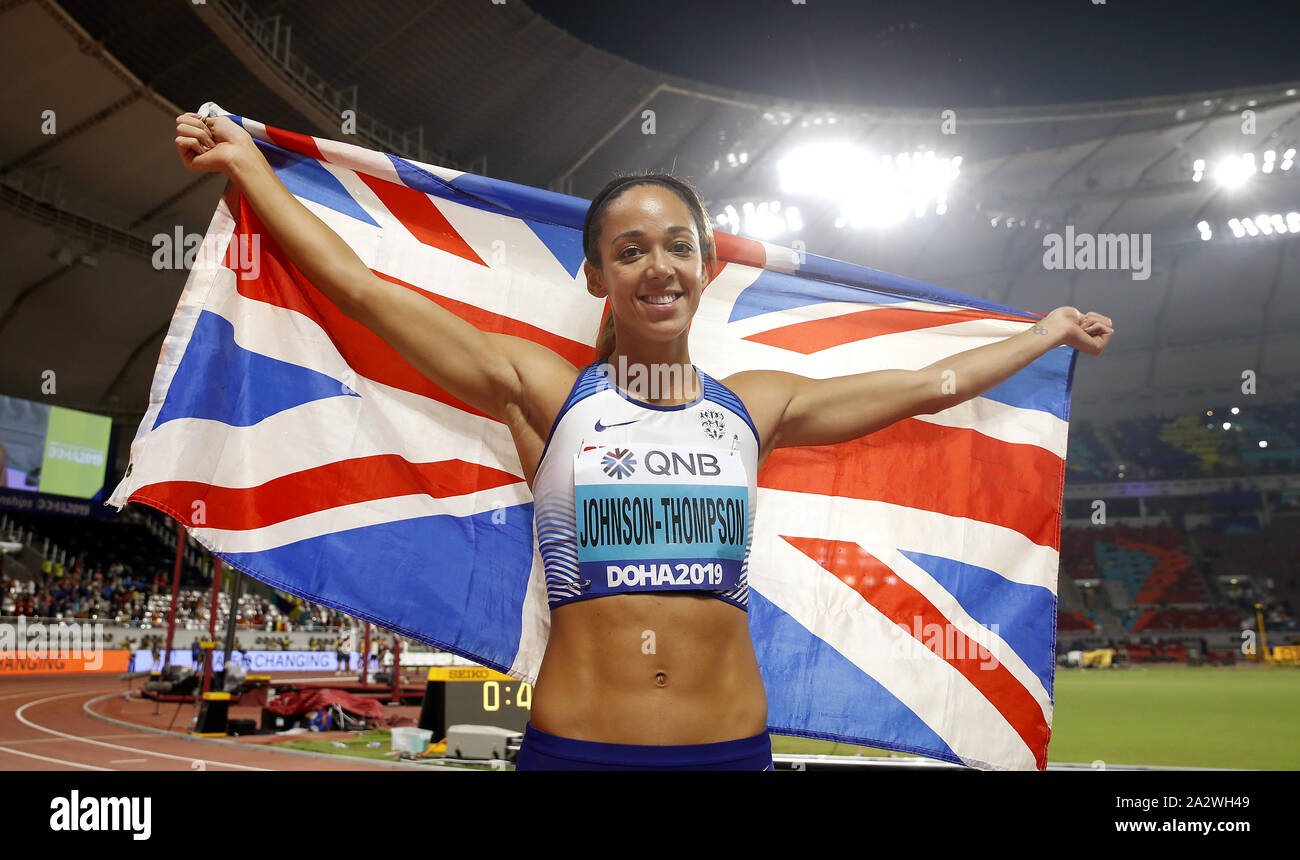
[654,671,668,687]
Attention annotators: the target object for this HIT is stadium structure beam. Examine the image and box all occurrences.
[96,320,169,412]
[188,0,458,167]
[0,91,143,179]
[551,82,761,190]
[1143,249,1185,390]
[37,0,182,116]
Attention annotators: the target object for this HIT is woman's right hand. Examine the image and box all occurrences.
[174,111,258,175]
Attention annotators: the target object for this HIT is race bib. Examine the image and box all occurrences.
[573,442,748,595]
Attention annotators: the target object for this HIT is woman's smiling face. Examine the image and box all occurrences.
[585,183,710,347]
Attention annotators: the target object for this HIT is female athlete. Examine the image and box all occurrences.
[175,111,1113,770]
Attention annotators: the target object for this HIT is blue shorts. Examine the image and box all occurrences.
[515,722,774,771]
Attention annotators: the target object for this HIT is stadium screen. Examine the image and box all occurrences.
[0,394,112,500]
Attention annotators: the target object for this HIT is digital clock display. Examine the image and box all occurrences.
[443,679,532,734]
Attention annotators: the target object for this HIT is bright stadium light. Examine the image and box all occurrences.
[1271,213,1287,233]
[1288,212,1300,232]
[1213,154,1256,188]
[1257,213,1274,235]
[1231,407,1240,415]
[1222,422,1232,430]
[1197,220,1212,240]
[1228,218,1245,238]
[1259,440,1269,448]
[776,142,961,228]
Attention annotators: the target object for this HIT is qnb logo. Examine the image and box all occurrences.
[601,448,637,479]
[49,791,151,841]
[644,450,721,477]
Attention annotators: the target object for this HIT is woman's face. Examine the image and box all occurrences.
[586,184,709,347]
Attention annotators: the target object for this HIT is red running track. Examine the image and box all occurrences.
[0,673,454,771]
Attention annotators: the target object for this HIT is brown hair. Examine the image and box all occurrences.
[582,173,717,361]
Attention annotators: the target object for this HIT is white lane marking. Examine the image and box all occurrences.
[0,733,151,746]
[0,744,110,770]
[110,758,149,764]
[15,692,267,771]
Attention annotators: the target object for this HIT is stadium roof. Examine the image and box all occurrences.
[2,0,1298,476]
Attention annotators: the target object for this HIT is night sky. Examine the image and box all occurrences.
[524,0,1300,108]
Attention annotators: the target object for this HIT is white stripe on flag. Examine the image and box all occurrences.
[186,482,532,553]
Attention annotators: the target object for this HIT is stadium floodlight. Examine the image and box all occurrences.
[1213,154,1255,188]
[1242,217,1259,236]
[1288,212,1300,233]
[1228,218,1245,238]
[1271,213,1287,233]
[776,142,961,228]
[1197,220,1212,240]
[1222,422,1232,430]
[1259,440,1268,448]
[730,199,789,240]
[1256,214,1274,235]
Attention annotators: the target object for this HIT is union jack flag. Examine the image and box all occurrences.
[110,103,1077,770]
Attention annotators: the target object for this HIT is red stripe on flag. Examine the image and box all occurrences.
[354,173,485,266]
[745,306,1036,355]
[135,456,521,532]
[783,536,1049,769]
[229,198,595,418]
[714,231,767,270]
[758,417,1063,550]
[261,123,325,161]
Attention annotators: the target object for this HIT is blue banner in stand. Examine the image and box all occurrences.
[0,489,119,519]
[132,649,365,672]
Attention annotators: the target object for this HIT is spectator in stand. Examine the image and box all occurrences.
[335,636,350,676]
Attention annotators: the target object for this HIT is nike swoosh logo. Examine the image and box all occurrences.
[594,418,641,432]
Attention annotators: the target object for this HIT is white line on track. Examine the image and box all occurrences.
[15,691,267,771]
[0,744,110,770]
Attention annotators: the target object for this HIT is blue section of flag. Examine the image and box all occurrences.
[795,252,1040,319]
[899,549,1056,697]
[981,347,1073,420]
[387,155,589,226]
[219,505,536,675]
[750,589,959,761]
[152,310,358,430]
[254,139,380,227]
[729,269,911,323]
[524,219,586,278]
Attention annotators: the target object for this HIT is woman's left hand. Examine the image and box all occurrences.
[1042,306,1114,357]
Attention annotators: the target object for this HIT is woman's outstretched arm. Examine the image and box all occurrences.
[728,307,1113,452]
[174,111,575,428]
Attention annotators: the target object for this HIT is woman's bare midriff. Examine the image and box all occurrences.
[528,592,768,745]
